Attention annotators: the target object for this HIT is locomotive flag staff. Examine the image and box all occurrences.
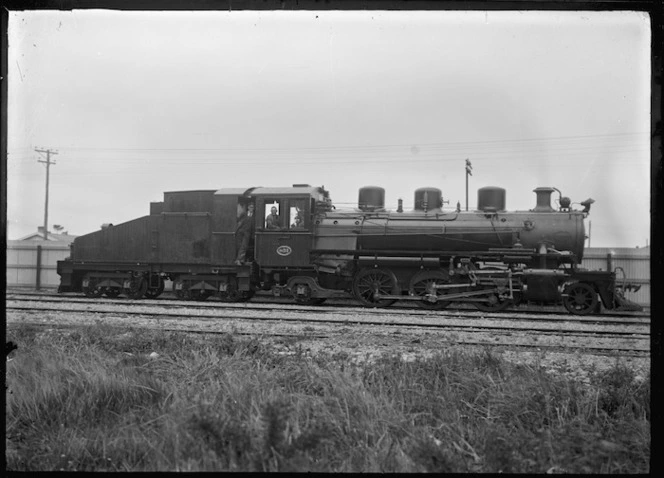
[57,183,642,315]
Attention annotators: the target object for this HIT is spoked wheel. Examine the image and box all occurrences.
[124,275,148,300]
[291,283,327,305]
[563,282,598,315]
[144,275,165,299]
[474,292,512,312]
[409,270,451,310]
[353,268,399,308]
[104,287,122,298]
[82,274,103,298]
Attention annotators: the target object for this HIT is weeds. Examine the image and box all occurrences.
[5,323,650,472]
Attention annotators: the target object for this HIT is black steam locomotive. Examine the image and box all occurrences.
[56,184,642,315]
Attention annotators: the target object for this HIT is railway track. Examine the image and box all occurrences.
[6,290,650,319]
[6,293,650,357]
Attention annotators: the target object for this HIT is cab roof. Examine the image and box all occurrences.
[214,185,323,197]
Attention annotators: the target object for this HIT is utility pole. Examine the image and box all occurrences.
[465,158,472,211]
[36,148,58,240]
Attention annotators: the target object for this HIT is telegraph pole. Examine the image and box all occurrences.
[465,158,472,211]
[36,148,58,239]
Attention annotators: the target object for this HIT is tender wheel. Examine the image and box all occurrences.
[188,289,212,301]
[104,287,122,298]
[173,278,188,300]
[563,282,598,315]
[409,270,451,310]
[353,268,398,308]
[237,290,255,302]
[218,284,241,302]
[474,292,512,312]
[295,298,327,305]
[82,274,103,298]
[218,278,242,302]
[144,275,165,299]
[125,275,148,299]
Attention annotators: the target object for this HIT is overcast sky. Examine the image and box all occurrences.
[6,9,651,248]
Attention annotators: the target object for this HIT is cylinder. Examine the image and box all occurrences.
[358,186,385,211]
[477,186,506,212]
[414,187,442,211]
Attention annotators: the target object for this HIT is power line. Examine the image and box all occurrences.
[40,131,648,153]
[35,148,58,239]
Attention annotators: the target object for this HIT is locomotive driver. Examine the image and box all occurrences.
[234,203,255,265]
[265,206,280,229]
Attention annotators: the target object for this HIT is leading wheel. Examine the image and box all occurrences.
[353,268,398,308]
[563,282,598,315]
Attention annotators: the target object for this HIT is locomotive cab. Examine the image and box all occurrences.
[253,186,321,268]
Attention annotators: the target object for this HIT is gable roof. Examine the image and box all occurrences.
[18,232,77,243]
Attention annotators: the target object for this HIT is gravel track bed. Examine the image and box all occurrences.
[6,290,651,384]
[7,299,650,337]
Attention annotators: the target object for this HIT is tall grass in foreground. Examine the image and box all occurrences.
[6,323,649,472]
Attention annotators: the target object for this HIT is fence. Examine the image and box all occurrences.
[580,247,650,307]
[6,242,651,307]
[6,241,72,289]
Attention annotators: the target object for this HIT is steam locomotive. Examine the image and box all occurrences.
[56,184,642,315]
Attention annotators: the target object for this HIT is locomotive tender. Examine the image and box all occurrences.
[57,184,642,315]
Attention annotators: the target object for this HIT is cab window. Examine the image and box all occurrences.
[263,200,282,229]
[289,198,307,229]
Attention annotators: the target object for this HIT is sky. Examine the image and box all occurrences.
[6,9,652,248]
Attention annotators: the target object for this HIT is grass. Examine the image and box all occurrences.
[5,322,650,472]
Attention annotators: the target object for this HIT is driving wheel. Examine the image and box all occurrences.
[353,268,398,307]
[409,270,451,310]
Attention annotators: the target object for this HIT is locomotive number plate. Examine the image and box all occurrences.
[277,245,292,256]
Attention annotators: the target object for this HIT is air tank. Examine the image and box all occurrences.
[358,186,385,211]
[477,187,506,212]
[414,187,443,211]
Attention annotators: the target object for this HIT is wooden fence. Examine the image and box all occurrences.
[6,241,72,289]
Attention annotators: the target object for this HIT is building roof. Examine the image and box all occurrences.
[18,232,77,243]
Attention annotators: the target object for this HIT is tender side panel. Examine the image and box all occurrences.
[157,213,212,264]
[71,216,157,263]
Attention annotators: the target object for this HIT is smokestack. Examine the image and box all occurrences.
[532,187,556,212]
